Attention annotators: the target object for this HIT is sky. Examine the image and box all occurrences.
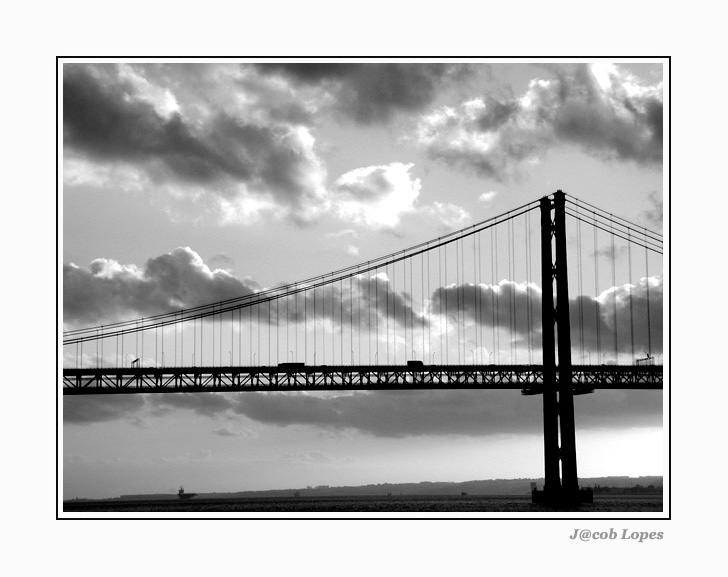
[61,59,665,500]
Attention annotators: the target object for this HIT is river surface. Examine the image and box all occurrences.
[63,494,663,514]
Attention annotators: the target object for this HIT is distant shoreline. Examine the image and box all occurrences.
[64,475,662,503]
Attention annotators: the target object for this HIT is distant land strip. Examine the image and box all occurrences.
[65,475,662,503]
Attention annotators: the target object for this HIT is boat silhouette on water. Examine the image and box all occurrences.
[178,486,197,500]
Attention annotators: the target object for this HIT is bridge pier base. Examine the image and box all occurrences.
[531,487,593,505]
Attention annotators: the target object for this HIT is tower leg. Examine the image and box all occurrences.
[533,191,592,505]
[539,196,560,495]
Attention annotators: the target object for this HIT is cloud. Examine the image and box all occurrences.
[208,253,236,270]
[63,392,241,425]
[268,272,424,331]
[282,450,354,465]
[432,280,543,340]
[429,275,663,360]
[63,247,257,326]
[64,395,146,424]
[570,275,664,360]
[479,191,498,204]
[63,245,427,334]
[160,449,213,463]
[416,63,663,181]
[233,389,661,437]
[256,63,474,124]
[333,163,473,232]
[640,190,663,229]
[147,393,237,417]
[213,426,258,438]
[62,63,473,228]
[63,64,329,225]
[333,162,421,229]
[419,202,471,231]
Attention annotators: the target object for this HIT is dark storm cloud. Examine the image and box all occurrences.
[64,65,249,184]
[257,274,425,330]
[570,276,663,360]
[432,281,543,335]
[254,63,354,82]
[232,389,661,437]
[429,275,662,359]
[63,64,327,218]
[64,393,237,424]
[62,248,425,331]
[417,63,663,181]
[63,386,660,436]
[257,63,474,124]
[547,64,662,164]
[63,247,256,326]
[147,393,236,417]
[64,395,146,424]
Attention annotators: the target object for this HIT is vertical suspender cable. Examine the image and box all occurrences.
[438,244,443,363]
[525,211,532,364]
[473,232,478,363]
[478,231,483,363]
[367,268,371,364]
[576,201,584,363]
[488,227,498,363]
[358,270,362,364]
[455,240,460,364]
[509,216,516,363]
[346,274,350,364]
[421,252,425,362]
[427,250,431,362]
[494,224,500,363]
[627,228,640,363]
[376,266,380,365]
[385,263,390,364]
[313,284,317,365]
[645,229,652,356]
[406,255,410,360]
[304,289,307,365]
[611,218,618,364]
[444,242,449,364]
[593,215,601,363]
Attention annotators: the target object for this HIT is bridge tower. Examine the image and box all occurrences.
[534,190,593,504]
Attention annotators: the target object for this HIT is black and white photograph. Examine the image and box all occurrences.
[13,3,728,572]
[60,59,665,516]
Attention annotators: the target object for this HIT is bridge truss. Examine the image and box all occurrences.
[63,364,662,394]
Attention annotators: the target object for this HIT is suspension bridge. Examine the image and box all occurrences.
[62,190,664,503]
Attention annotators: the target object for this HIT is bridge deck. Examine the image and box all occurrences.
[62,364,663,394]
